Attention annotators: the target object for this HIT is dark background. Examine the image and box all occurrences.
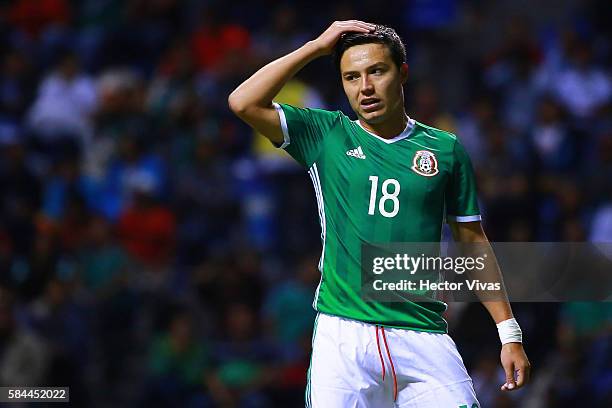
[0,0,610,406]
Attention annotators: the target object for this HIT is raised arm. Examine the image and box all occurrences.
[227,20,375,144]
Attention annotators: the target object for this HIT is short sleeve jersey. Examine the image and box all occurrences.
[274,103,481,332]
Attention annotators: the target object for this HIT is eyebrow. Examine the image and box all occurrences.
[342,62,389,76]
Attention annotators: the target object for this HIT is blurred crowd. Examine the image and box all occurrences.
[0,0,610,407]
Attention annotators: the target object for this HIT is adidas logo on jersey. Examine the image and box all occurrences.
[346,146,366,159]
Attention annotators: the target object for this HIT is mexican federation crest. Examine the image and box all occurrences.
[411,150,439,176]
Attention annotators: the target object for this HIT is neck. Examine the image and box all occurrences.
[358,108,409,139]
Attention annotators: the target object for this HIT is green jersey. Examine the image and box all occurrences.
[274,103,481,333]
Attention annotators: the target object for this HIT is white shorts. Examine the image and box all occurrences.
[306,313,480,408]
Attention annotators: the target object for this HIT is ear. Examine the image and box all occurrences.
[400,63,409,84]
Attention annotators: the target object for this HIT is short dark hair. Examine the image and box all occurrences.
[333,25,406,71]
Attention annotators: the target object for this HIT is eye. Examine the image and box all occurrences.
[344,74,357,81]
[372,68,383,75]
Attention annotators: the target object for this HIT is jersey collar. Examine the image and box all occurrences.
[353,116,416,144]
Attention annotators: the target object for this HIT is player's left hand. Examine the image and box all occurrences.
[500,342,531,391]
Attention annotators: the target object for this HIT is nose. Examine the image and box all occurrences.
[360,75,374,95]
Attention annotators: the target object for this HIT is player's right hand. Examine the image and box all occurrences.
[312,20,376,56]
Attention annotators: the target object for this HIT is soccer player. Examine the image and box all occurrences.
[229,21,531,407]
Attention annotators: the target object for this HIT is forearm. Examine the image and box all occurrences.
[450,222,514,323]
[475,245,529,390]
[470,241,513,323]
[227,20,373,143]
[467,241,515,324]
[481,299,513,324]
[228,41,323,112]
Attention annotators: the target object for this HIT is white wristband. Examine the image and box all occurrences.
[496,318,522,345]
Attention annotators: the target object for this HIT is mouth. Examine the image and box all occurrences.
[360,97,382,112]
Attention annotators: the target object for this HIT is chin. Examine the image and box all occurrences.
[360,110,386,124]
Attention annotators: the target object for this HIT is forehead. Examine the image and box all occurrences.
[340,43,393,72]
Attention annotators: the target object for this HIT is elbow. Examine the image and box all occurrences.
[227,92,246,115]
